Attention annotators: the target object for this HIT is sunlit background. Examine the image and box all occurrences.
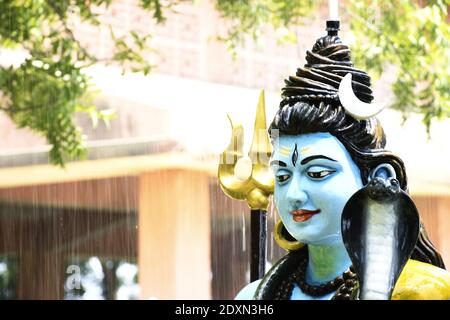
[0,0,449,299]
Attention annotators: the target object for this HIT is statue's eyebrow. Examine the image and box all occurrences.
[300,155,337,165]
[269,160,287,167]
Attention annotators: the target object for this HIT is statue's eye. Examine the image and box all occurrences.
[276,174,291,183]
[307,170,336,179]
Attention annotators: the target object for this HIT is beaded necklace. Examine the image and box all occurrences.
[274,255,358,300]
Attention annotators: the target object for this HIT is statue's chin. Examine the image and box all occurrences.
[295,233,343,247]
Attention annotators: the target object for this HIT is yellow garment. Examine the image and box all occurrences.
[391,259,450,300]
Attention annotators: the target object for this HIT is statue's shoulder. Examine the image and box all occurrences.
[392,259,450,300]
[235,280,262,300]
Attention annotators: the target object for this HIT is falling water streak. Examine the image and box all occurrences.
[242,212,246,252]
[231,201,236,261]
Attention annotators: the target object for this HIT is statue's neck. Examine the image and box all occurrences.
[306,242,352,284]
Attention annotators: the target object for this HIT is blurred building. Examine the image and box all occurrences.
[0,0,449,299]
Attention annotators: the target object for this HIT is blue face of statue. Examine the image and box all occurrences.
[271,132,363,246]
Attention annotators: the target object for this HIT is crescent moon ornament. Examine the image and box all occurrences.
[338,73,385,120]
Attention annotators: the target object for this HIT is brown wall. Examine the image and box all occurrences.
[0,203,136,299]
[0,176,138,211]
[0,178,138,299]
[138,169,211,299]
[413,195,450,268]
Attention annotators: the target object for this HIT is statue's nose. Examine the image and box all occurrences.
[286,179,308,208]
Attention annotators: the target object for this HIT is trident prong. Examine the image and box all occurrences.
[218,90,274,210]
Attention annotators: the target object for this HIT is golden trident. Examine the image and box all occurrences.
[218,90,274,281]
[218,90,274,209]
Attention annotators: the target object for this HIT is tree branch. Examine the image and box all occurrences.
[45,0,99,64]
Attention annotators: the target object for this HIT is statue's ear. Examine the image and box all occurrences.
[369,163,397,181]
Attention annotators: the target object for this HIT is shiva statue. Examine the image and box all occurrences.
[230,21,450,300]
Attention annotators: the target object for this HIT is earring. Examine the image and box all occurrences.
[274,220,304,251]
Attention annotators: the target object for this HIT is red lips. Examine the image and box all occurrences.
[291,209,321,222]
